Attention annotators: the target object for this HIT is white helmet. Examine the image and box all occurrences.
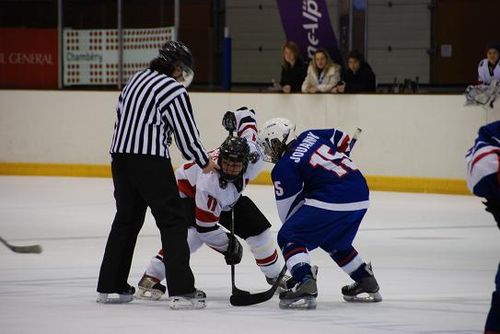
[257,118,296,163]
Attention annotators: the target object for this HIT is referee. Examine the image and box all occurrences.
[97,41,217,308]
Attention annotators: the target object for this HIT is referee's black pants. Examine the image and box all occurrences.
[97,154,195,296]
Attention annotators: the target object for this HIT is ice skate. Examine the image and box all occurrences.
[96,285,135,304]
[279,277,317,309]
[278,266,318,309]
[266,274,294,293]
[341,263,382,303]
[169,289,206,310]
[136,274,166,300]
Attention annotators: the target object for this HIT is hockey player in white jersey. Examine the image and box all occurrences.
[136,107,286,306]
[465,43,500,108]
[477,43,500,86]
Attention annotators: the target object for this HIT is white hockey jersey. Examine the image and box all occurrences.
[175,107,262,252]
[478,58,500,85]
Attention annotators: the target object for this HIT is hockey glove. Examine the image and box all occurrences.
[484,200,500,230]
[223,233,243,265]
[222,111,237,133]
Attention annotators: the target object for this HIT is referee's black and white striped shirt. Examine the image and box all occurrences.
[110,69,209,168]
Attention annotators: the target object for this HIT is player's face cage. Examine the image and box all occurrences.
[259,138,286,164]
[220,158,245,179]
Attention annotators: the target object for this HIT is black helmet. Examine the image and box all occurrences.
[218,136,250,183]
[159,41,194,87]
[159,41,193,69]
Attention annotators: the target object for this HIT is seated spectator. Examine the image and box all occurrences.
[478,43,500,86]
[301,48,341,93]
[279,41,307,93]
[332,50,376,93]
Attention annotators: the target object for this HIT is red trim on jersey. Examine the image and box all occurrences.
[338,135,350,153]
[497,155,500,187]
[158,249,164,256]
[337,249,358,267]
[183,161,197,170]
[256,250,278,266]
[208,245,224,254]
[284,246,307,260]
[195,207,219,224]
[177,179,195,198]
[471,148,500,170]
[238,124,257,137]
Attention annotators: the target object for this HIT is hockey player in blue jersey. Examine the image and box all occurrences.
[465,120,500,333]
[257,118,382,309]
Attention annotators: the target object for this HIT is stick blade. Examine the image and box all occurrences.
[230,289,274,306]
[229,265,287,306]
[12,244,43,254]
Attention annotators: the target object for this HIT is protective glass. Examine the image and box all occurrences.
[221,159,244,178]
[258,138,284,163]
[179,64,194,88]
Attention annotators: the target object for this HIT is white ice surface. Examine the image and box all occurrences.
[0,176,498,334]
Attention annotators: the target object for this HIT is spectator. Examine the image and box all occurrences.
[279,41,307,93]
[332,50,376,93]
[301,48,341,93]
[478,43,500,86]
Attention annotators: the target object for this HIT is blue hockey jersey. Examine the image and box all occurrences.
[465,120,500,201]
[271,128,369,223]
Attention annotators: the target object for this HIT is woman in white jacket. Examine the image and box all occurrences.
[302,48,341,93]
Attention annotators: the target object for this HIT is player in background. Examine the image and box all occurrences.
[478,43,500,86]
[465,120,500,333]
[465,43,500,108]
[137,107,286,303]
[257,118,382,309]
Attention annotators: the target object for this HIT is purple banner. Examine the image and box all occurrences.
[276,0,342,65]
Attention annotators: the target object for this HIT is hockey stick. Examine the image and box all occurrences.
[222,111,252,297]
[229,209,252,298]
[348,128,362,153]
[230,127,363,306]
[0,236,42,254]
[230,264,286,306]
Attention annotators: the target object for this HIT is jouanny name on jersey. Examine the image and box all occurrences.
[290,132,319,163]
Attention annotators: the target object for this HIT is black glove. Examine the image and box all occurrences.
[222,111,237,133]
[484,200,500,230]
[223,233,243,265]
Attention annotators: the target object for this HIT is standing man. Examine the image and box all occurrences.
[96,41,217,310]
[257,118,382,309]
[465,121,500,333]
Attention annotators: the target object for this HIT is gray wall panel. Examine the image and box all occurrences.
[227,0,340,83]
[369,49,429,84]
[365,0,430,83]
[226,0,430,84]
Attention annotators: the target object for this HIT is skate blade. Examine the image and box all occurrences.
[136,287,164,301]
[343,291,382,303]
[96,293,134,304]
[279,296,317,310]
[169,296,206,310]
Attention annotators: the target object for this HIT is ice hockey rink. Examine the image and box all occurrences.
[0,175,498,334]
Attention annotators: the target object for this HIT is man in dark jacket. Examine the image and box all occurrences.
[332,50,376,93]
